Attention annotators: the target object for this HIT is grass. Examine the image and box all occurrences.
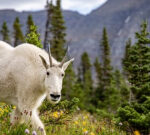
[45,112,126,135]
[0,102,128,135]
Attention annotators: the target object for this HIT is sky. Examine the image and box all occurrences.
[0,0,107,15]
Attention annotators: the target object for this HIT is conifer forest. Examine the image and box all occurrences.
[0,0,150,135]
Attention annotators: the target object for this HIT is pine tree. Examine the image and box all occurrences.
[13,17,24,47]
[77,67,82,83]
[50,0,66,61]
[80,52,93,102]
[75,67,86,108]
[122,38,131,77]
[26,25,43,48]
[98,27,113,104]
[62,65,76,99]
[44,0,54,51]
[127,22,150,100]
[26,14,34,35]
[0,21,10,43]
[101,27,112,87]
[76,52,94,111]
[117,21,150,134]
[94,58,103,86]
[93,58,104,104]
[113,70,129,104]
[94,27,123,112]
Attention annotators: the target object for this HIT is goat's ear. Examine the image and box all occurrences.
[62,58,74,71]
[39,55,49,69]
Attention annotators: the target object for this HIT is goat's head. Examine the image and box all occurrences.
[39,46,74,104]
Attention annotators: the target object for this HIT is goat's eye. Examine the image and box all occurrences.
[61,73,64,77]
[47,72,50,76]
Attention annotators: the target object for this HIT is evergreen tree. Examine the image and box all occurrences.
[0,21,10,43]
[75,67,86,109]
[117,21,150,134]
[50,0,66,61]
[77,67,82,83]
[127,22,150,100]
[62,64,76,99]
[94,58,103,86]
[26,25,43,48]
[113,70,129,104]
[81,52,93,91]
[94,27,124,113]
[97,27,113,104]
[93,58,104,104]
[44,0,54,51]
[101,27,112,87]
[122,38,131,77]
[13,17,24,47]
[62,57,86,110]
[26,15,34,35]
[80,52,93,108]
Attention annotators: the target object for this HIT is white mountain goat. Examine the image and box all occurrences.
[0,41,74,135]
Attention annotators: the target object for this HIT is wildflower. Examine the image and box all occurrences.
[60,110,63,116]
[0,108,4,117]
[5,109,8,113]
[83,128,88,134]
[119,122,123,126]
[0,108,3,112]
[53,112,59,118]
[90,132,95,135]
[32,131,37,135]
[77,107,80,111]
[83,121,86,126]
[25,129,30,134]
[84,115,88,119]
[13,106,16,109]
[74,121,78,125]
[38,127,44,132]
[134,130,140,135]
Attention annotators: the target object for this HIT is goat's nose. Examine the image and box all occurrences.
[50,94,61,100]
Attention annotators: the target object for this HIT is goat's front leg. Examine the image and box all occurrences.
[18,102,46,134]
[31,110,46,135]
[19,108,46,135]
[10,107,22,125]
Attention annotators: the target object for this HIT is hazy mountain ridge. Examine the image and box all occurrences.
[0,0,150,69]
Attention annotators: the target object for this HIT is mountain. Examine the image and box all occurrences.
[0,0,150,69]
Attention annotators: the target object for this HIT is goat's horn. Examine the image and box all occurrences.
[48,44,53,67]
[59,45,69,67]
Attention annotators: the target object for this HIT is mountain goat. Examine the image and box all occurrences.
[0,41,74,135]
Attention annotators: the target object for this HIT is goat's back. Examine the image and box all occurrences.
[0,41,14,59]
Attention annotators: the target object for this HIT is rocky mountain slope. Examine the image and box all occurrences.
[0,0,150,69]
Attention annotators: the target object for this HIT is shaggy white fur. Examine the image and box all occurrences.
[0,41,74,135]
